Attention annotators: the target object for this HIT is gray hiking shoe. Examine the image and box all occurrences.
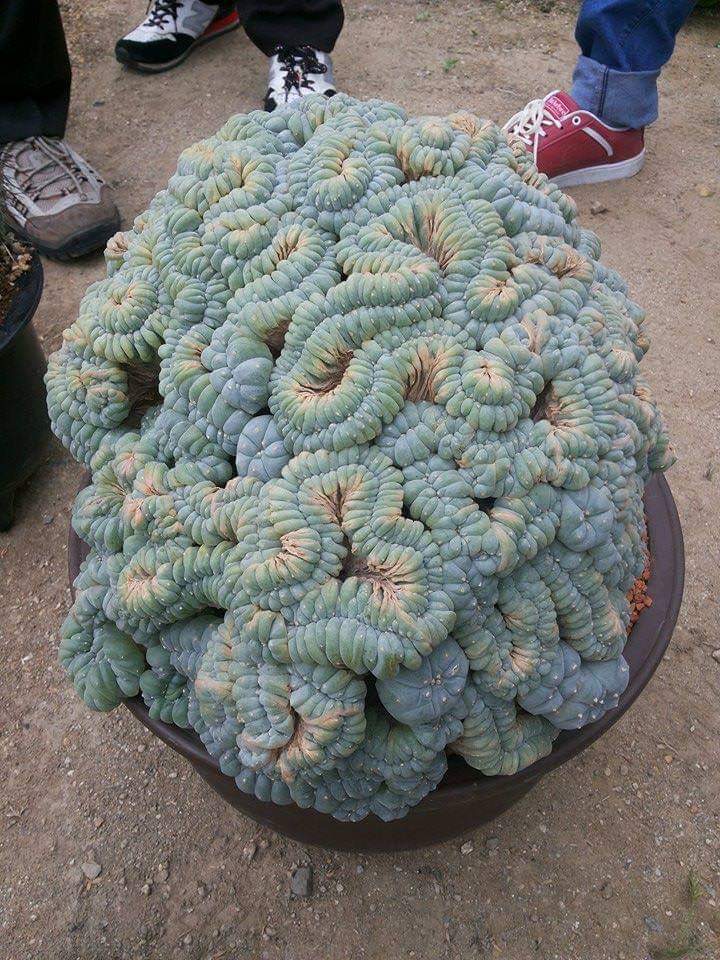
[0,137,120,260]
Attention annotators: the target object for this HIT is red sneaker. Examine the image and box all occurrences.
[503,91,645,188]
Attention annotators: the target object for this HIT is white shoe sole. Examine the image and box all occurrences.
[552,149,646,188]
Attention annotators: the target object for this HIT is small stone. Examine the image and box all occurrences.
[92,99,106,107]
[663,754,673,764]
[243,841,257,862]
[67,867,84,885]
[42,514,54,525]
[197,883,208,899]
[604,766,612,777]
[460,841,474,854]
[355,864,364,875]
[81,861,102,880]
[600,881,614,900]
[93,817,104,829]
[290,865,313,898]
[485,836,500,850]
[644,916,662,933]
[141,882,153,896]
[157,863,169,882]
[590,200,608,215]
[336,882,344,893]
[696,184,715,198]
[711,649,720,663]
[182,934,192,947]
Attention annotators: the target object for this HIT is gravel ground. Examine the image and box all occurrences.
[1,2,719,958]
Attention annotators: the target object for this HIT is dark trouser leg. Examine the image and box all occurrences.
[236,0,344,55]
[571,0,697,127]
[0,0,71,143]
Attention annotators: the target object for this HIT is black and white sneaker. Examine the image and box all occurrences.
[264,45,336,111]
[115,0,239,73]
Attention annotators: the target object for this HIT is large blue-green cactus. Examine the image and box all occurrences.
[47,94,672,822]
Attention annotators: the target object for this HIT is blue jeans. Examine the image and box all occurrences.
[570,0,697,128]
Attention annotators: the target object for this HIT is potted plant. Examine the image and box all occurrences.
[0,182,49,531]
[52,94,684,851]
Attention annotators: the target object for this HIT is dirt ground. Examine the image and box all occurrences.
[1,2,719,958]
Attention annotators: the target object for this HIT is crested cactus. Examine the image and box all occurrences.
[48,94,673,822]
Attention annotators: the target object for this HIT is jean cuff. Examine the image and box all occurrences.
[571,55,660,128]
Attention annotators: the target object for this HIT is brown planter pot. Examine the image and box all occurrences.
[68,473,684,852]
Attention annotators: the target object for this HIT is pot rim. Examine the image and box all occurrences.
[0,251,44,353]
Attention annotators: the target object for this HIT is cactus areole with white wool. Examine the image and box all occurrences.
[47,95,673,822]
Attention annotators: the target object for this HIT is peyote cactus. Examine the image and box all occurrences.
[47,94,673,822]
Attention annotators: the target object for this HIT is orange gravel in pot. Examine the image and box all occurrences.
[627,551,652,628]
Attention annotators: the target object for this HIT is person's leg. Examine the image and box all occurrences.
[504,0,697,186]
[0,0,119,258]
[237,0,344,56]
[0,0,71,143]
[571,0,697,128]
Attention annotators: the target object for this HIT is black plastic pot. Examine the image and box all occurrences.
[68,473,684,852]
[0,253,49,531]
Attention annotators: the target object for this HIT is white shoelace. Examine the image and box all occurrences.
[502,98,562,154]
